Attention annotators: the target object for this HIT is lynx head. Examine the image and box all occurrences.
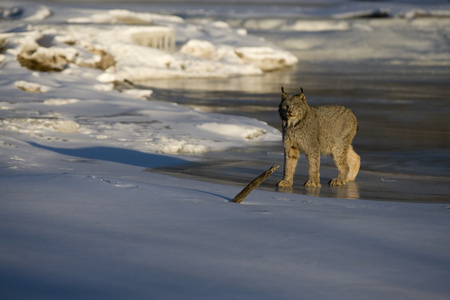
[279,87,309,126]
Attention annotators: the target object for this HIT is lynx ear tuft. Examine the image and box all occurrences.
[281,86,288,99]
[298,87,306,102]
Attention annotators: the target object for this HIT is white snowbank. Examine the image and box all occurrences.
[2,62,280,154]
[0,5,287,154]
[2,77,280,154]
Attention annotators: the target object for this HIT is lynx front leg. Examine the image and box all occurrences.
[305,152,321,187]
[277,146,299,188]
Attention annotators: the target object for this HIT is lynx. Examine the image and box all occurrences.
[277,87,360,188]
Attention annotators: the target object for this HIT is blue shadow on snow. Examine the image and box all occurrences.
[28,142,188,168]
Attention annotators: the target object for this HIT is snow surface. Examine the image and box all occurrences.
[1,137,450,300]
[1,1,450,299]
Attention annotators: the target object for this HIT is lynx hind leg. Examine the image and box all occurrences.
[330,148,349,186]
[346,146,360,182]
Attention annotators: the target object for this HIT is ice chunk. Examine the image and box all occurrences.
[234,47,298,72]
[117,26,176,52]
[1,118,79,134]
[122,89,153,99]
[68,9,183,25]
[197,123,267,140]
[17,41,78,72]
[43,98,79,105]
[180,40,216,60]
[25,6,52,21]
[283,20,350,32]
[15,80,51,93]
[152,136,209,154]
[0,6,23,19]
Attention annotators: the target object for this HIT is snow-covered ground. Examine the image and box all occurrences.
[1,1,450,299]
[2,141,450,300]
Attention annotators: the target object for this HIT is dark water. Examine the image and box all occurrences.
[142,63,450,203]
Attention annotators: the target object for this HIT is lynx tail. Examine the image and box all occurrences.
[346,146,360,182]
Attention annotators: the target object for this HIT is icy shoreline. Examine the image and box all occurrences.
[0,3,299,154]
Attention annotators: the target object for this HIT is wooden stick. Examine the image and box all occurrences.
[231,165,279,204]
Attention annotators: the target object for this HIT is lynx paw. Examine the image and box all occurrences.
[329,178,346,186]
[304,180,321,188]
[277,180,293,188]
